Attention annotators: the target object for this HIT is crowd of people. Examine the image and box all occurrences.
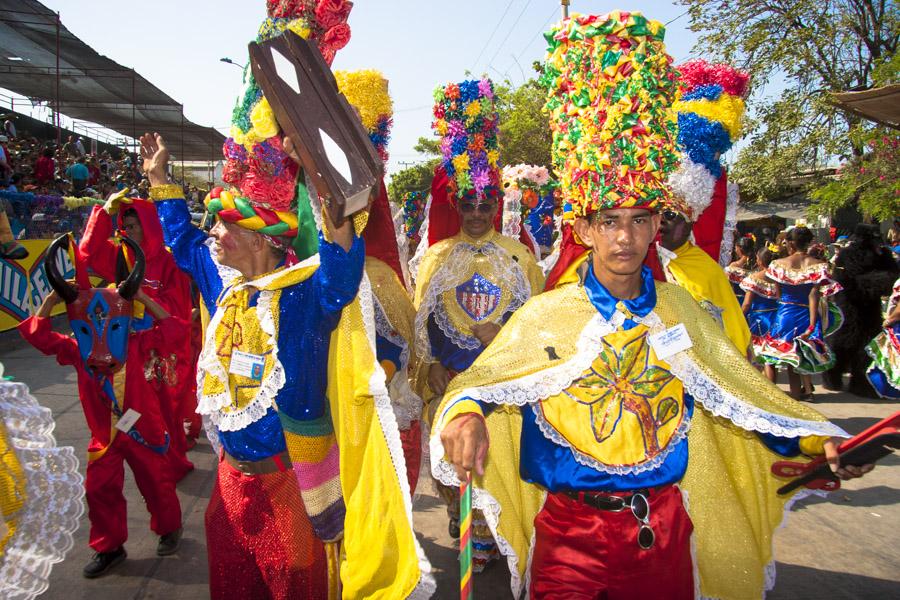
[0,5,895,600]
[0,126,208,241]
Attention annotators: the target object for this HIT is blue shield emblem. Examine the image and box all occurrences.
[455,273,501,322]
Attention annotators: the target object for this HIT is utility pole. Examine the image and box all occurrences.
[561,0,570,20]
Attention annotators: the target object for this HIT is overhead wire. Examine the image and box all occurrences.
[484,0,535,75]
[470,0,516,73]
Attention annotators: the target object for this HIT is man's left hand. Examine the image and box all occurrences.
[824,437,875,480]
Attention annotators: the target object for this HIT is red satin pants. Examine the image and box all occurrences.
[205,456,328,600]
[530,485,694,599]
[86,434,182,553]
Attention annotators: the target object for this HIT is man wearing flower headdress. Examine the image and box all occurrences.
[141,4,432,598]
[433,12,869,599]
[336,69,423,493]
[654,60,753,354]
[415,78,544,569]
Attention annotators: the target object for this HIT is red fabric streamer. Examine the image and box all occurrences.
[362,178,404,281]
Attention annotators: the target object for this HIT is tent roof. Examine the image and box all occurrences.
[0,0,224,160]
[736,201,809,222]
[831,84,900,130]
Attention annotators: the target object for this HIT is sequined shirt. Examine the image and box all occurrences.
[156,198,364,461]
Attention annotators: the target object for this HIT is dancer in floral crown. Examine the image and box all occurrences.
[433,11,870,599]
[142,3,432,598]
[414,77,544,570]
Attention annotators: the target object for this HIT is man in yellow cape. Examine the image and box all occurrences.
[434,11,866,600]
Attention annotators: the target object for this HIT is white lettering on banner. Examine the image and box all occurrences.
[0,259,29,318]
[29,249,75,311]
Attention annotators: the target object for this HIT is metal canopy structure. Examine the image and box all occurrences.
[0,0,224,160]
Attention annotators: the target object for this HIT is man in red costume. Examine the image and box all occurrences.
[80,192,197,479]
[19,239,185,578]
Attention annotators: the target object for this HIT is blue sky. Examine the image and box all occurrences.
[36,1,701,176]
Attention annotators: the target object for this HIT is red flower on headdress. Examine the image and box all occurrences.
[222,159,247,185]
[319,22,351,64]
[267,0,314,19]
[445,84,460,100]
[315,0,352,31]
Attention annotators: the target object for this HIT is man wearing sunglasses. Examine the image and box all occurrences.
[657,204,752,355]
[414,79,545,570]
[431,12,869,600]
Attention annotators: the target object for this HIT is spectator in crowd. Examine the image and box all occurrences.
[66,156,90,194]
[0,135,11,183]
[62,135,78,159]
[34,147,55,185]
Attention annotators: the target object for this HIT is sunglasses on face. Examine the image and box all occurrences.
[662,210,681,221]
[459,202,497,214]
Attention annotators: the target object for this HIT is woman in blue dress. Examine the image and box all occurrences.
[741,245,779,383]
[757,227,842,400]
[866,277,900,399]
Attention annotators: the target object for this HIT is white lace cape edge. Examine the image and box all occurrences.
[372,294,423,429]
[358,275,435,599]
[414,241,532,362]
[0,381,85,600]
[195,254,322,432]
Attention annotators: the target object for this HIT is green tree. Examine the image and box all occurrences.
[494,79,553,168]
[680,0,899,217]
[387,136,439,202]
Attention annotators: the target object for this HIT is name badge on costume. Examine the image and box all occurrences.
[648,324,693,361]
[115,409,141,433]
[230,350,266,381]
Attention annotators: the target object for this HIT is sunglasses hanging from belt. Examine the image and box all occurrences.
[629,492,655,550]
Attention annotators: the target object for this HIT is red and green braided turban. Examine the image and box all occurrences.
[205,187,299,238]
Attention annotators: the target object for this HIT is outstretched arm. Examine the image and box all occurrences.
[140,132,224,311]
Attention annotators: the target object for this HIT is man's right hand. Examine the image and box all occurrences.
[428,362,451,396]
[138,132,170,187]
[440,413,489,477]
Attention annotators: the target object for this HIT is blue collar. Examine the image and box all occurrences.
[584,262,657,321]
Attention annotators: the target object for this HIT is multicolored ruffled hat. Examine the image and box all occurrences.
[334,70,393,163]
[400,191,427,243]
[539,10,680,218]
[431,78,502,202]
[206,0,353,250]
[665,59,750,221]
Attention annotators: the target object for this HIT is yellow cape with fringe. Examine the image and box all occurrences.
[433,281,844,600]
[204,261,431,599]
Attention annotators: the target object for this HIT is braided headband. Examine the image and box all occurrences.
[204,187,299,238]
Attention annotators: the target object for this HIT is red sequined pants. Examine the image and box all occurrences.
[530,486,694,599]
[205,456,328,600]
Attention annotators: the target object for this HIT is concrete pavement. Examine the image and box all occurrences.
[4,323,899,599]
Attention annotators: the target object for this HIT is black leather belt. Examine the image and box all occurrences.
[564,489,652,512]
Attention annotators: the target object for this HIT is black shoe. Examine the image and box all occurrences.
[448,518,460,539]
[83,547,126,578]
[157,527,182,556]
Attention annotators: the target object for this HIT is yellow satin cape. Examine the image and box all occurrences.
[664,241,751,354]
[434,281,843,600]
[206,260,431,598]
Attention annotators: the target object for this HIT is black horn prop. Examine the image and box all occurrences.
[44,235,78,304]
[116,236,145,300]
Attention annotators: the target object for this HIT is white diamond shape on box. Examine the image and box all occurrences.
[272,47,301,95]
[319,128,353,184]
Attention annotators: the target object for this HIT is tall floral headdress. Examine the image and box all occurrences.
[334,69,393,163]
[206,0,353,251]
[540,10,680,219]
[431,78,502,202]
[665,59,750,221]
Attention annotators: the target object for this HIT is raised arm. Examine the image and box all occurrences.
[140,132,224,310]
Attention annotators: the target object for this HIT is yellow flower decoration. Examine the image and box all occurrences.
[334,69,393,132]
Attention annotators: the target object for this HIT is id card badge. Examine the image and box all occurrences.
[230,350,266,381]
[647,323,693,361]
[115,408,141,433]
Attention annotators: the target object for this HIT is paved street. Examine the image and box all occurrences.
[4,321,899,599]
